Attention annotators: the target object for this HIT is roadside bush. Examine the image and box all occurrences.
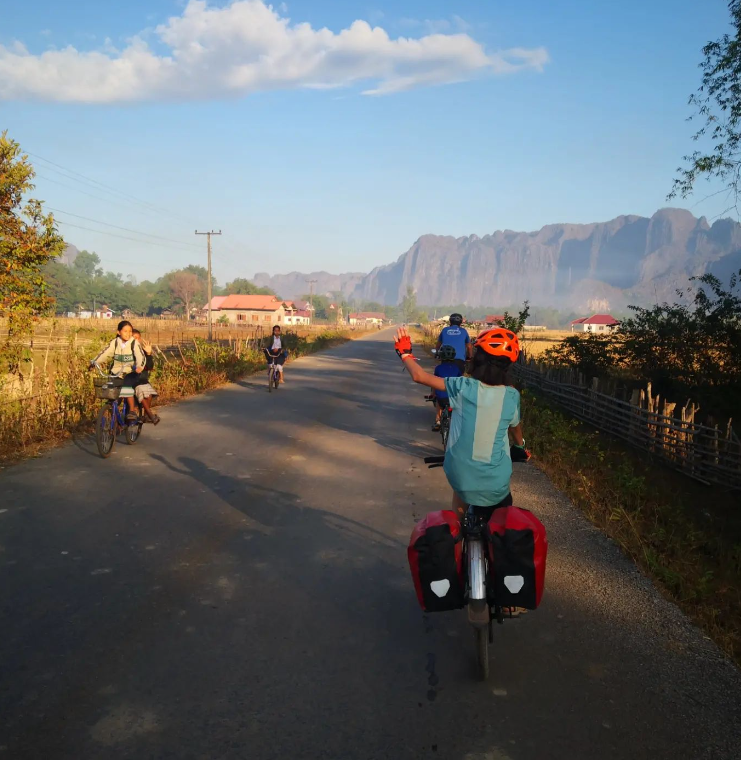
[0,329,355,460]
[542,270,741,420]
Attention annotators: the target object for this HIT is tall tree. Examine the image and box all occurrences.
[0,132,65,374]
[73,250,102,279]
[400,286,418,323]
[671,1,741,204]
[169,272,203,319]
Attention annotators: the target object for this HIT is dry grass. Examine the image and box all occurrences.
[522,389,741,666]
[0,328,364,464]
[520,329,572,358]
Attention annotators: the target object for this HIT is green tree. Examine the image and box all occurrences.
[73,250,102,279]
[500,301,531,334]
[0,132,65,374]
[169,271,204,319]
[224,277,275,295]
[399,286,418,323]
[671,1,741,202]
[300,293,330,320]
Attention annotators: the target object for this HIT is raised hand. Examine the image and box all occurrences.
[394,327,414,360]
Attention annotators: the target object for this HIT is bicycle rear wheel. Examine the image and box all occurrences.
[95,404,115,458]
[273,370,280,390]
[125,411,143,444]
[441,413,450,450]
[474,625,490,680]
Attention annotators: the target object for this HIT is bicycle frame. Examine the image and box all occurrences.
[108,399,127,431]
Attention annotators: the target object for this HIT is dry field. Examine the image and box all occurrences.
[519,329,572,358]
[0,317,359,353]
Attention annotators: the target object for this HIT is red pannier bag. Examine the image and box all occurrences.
[408,511,465,612]
[487,506,547,610]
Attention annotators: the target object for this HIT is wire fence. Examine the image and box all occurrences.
[515,357,741,491]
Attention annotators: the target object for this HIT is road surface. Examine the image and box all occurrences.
[1,331,740,760]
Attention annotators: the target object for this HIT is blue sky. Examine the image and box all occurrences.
[1,0,733,284]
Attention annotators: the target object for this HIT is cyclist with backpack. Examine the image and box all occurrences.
[131,329,160,425]
[431,344,463,431]
[395,326,528,515]
[89,320,146,422]
[436,313,471,372]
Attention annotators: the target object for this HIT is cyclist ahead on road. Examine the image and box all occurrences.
[395,326,527,515]
[263,324,288,384]
[436,313,471,372]
[431,344,462,432]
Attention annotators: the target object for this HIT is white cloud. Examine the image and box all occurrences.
[0,0,548,103]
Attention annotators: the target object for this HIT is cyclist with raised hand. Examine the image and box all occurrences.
[431,344,462,431]
[436,313,471,372]
[395,326,528,515]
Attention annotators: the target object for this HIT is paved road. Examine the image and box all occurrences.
[1,331,740,760]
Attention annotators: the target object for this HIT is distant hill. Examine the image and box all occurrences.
[251,270,365,301]
[253,209,741,310]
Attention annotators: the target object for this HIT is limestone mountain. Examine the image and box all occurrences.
[252,270,365,302]
[254,209,741,309]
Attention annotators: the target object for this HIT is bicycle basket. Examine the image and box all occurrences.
[95,384,122,400]
[93,376,124,388]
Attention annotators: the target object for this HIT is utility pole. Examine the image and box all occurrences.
[306,279,317,325]
[195,229,222,341]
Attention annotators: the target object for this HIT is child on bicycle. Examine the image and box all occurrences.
[263,324,288,383]
[131,329,160,425]
[394,326,528,515]
[89,320,146,422]
[431,344,463,432]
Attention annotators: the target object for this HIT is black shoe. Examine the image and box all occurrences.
[432,423,441,432]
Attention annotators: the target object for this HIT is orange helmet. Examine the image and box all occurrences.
[474,328,520,362]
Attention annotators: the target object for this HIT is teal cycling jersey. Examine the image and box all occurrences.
[442,377,521,506]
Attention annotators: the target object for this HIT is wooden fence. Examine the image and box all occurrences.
[515,357,741,491]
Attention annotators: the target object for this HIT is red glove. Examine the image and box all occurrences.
[394,334,415,361]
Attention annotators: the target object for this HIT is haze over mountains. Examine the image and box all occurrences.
[253,209,741,310]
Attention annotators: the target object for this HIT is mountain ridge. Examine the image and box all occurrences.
[254,208,741,309]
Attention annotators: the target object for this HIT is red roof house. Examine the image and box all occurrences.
[571,314,619,333]
[484,315,506,326]
[209,294,286,326]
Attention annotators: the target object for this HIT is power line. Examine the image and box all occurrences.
[46,206,201,250]
[28,150,191,223]
[35,173,163,220]
[55,219,202,256]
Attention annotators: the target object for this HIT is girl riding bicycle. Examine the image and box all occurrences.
[394,326,528,515]
[263,324,288,384]
[89,320,146,422]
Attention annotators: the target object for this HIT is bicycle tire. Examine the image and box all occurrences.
[441,414,450,450]
[474,625,490,680]
[96,404,115,458]
[268,368,273,393]
[125,413,142,445]
[273,371,280,390]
